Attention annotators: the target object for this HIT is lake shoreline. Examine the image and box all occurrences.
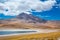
[0,29,59,37]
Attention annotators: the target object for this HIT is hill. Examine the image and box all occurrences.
[0,13,60,29]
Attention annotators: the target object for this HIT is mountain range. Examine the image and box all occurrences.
[0,13,60,29]
[16,13,47,23]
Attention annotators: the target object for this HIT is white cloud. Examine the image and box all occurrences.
[0,0,8,3]
[0,0,56,16]
[36,15,50,18]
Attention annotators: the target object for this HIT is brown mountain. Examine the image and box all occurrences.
[0,13,60,29]
[16,13,47,23]
[45,21,60,28]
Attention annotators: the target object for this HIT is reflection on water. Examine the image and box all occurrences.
[0,31,36,35]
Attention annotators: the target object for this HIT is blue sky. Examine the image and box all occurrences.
[32,0,60,20]
[0,0,60,20]
[32,4,60,20]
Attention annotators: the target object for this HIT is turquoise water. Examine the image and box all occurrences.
[0,31,36,35]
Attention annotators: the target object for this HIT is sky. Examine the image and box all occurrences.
[0,0,60,20]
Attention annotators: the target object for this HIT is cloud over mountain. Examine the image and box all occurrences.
[0,0,56,16]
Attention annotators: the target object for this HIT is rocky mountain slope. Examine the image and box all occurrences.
[0,13,60,29]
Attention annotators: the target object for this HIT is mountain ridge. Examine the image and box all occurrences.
[0,13,60,29]
[16,13,47,23]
